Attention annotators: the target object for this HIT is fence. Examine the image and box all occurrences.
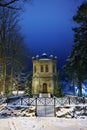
[7,96,87,117]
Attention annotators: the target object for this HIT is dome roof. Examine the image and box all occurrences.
[36,55,39,58]
[42,53,47,58]
[50,55,53,58]
[32,56,35,60]
[55,56,57,59]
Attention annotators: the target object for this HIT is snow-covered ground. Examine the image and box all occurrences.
[0,96,87,130]
[0,117,87,130]
[0,104,36,117]
[0,96,87,117]
[55,104,87,118]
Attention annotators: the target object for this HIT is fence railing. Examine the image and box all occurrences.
[6,96,87,106]
[1,95,87,117]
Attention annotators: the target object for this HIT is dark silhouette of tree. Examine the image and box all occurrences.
[25,72,32,97]
[0,0,30,9]
[0,5,30,95]
[63,2,87,97]
[54,72,62,97]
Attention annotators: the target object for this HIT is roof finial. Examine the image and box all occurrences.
[42,53,47,58]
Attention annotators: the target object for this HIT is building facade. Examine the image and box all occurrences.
[32,53,58,96]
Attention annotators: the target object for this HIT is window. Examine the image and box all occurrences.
[34,66,36,73]
[41,65,44,72]
[45,65,49,72]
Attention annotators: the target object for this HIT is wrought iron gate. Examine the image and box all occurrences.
[36,98,55,117]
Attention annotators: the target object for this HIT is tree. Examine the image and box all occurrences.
[0,0,30,9]
[0,5,30,95]
[25,72,32,97]
[62,62,76,96]
[54,72,62,97]
[63,2,87,96]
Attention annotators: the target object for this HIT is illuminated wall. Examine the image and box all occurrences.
[32,53,57,95]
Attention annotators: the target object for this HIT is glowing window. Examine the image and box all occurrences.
[34,66,36,73]
[41,65,44,72]
[45,65,49,72]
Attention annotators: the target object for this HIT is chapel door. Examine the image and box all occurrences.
[43,83,47,93]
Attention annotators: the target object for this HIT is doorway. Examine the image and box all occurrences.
[43,83,47,93]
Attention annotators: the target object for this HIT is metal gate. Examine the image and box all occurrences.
[36,98,55,117]
[7,97,55,117]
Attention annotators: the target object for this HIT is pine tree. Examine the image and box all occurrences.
[63,2,87,96]
[25,72,32,97]
[54,72,62,97]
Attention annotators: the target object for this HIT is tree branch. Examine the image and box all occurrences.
[0,0,19,7]
[6,5,21,10]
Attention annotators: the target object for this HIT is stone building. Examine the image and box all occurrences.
[32,53,58,97]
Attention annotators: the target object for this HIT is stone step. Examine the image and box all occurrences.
[39,93,51,98]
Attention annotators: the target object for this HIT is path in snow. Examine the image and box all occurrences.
[0,117,87,130]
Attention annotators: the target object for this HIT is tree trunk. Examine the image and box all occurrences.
[2,59,6,94]
[10,66,13,94]
[78,79,82,97]
[72,79,75,96]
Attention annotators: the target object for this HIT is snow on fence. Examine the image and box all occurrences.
[5,96,87,117]
[0,95,87,117]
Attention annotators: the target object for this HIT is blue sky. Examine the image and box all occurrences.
[20,0,83,69]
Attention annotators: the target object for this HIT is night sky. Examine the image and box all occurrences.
[20,0,83,69]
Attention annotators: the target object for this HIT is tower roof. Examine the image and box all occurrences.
[42,53,47,58]
[32,53,58,61]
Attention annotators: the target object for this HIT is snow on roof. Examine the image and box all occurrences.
[36,55,39,58]
[42,53,48,58]
[54,56,57,59]
[50,55,53,58]
[40,58,50,61]
[42,53,47,56]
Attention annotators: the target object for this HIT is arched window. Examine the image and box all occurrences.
[34,66,36,73]
[41,65,44,72]
[45,65,49,72]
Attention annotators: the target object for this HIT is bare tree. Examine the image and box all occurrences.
[0,0,30,9]
[0,5,30,95]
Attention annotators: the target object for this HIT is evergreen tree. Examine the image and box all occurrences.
[63,2,87,96]
[54,72,62,97]
[25,72,32,97]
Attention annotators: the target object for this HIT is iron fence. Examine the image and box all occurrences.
[7,96,87,117]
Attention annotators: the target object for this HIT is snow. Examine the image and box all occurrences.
[40,58,50,61]
[0,104,36,117]
[55,104,87,118]
[12,91,24,95]
[0,117,87,130]
[0,97,87,130]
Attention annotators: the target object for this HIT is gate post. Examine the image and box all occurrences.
[54,97,56,117]
[20,97,23,105]
[35,97,37,116]
[68,97,70,105]
[45,98,46,116]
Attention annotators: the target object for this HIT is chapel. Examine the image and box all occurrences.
[32,53,58,97]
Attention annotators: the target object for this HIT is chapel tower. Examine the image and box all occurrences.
[32,53,57,97]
